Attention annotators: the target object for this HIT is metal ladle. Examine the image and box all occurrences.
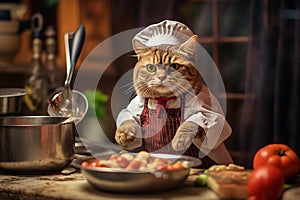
[48,25,87,124]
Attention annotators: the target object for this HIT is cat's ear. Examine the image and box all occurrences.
[133,39,150,56]
[178,35,199,57]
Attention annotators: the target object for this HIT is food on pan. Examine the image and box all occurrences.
[205,164,251,199]
[81,151,189,171]
[205,163,245,172]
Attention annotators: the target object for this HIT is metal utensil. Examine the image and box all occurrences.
[0,88,26,116]
[58,31,74,117]
[0,116,75,173]
[48,89,88,124]
[61,24,85,116]
[48,25,86,121]
[70,24,85,72]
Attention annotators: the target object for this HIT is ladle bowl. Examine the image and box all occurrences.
[48,88,88,124]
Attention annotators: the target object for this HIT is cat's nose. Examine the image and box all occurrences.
[157,75,166,81]
[157,69,167,81]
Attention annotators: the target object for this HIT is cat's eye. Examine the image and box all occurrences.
[146,64,156,73]
[169,63,180,72]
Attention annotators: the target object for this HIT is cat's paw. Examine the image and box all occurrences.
[172,121,203,151]
[115,120,139,146]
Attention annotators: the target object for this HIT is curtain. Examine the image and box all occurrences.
[239,0,300,167]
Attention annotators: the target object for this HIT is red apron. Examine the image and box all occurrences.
[140,98,216,168]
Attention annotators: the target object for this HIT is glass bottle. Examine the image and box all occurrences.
[45,26,59,94]
[24,36,48,115]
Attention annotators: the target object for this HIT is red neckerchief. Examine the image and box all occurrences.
[151,96,177,118]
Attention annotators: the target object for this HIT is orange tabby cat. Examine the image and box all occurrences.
[115,21,233,168]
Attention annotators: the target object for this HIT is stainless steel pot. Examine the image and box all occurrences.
[0,116,75,173]
[0,88,26,116]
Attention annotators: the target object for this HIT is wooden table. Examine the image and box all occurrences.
[0,169,220,200]
[1,159,299,200]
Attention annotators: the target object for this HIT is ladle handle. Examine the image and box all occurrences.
[64,24,85,88]
[71,24,85,72]
[64,32,74,87]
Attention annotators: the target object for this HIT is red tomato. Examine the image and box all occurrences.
[247,196,258,200]
[253,144,300,180]
[247,165,284,200]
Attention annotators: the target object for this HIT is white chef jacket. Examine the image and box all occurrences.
[116,90,233,165]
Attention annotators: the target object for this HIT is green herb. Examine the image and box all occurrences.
[84,89,109,120]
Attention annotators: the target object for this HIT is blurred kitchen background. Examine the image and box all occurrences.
[0,0,299,168]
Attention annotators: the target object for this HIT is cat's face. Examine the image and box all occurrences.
[133,35,204,98]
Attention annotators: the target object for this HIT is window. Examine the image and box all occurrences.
[184,0,251,159]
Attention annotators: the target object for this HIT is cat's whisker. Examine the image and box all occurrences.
[122,84,134,92]
[135,84,150,97]
[142,86,156,99]
[124,87,136,96]
[118,81,136,95]
[119,81,134,89]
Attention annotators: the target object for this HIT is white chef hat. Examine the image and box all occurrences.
[132,20,195,52]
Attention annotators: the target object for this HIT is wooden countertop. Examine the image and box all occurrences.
[0,169,220,200]
[1,162,299,200]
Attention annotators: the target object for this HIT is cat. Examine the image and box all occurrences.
[115,34,233,168]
